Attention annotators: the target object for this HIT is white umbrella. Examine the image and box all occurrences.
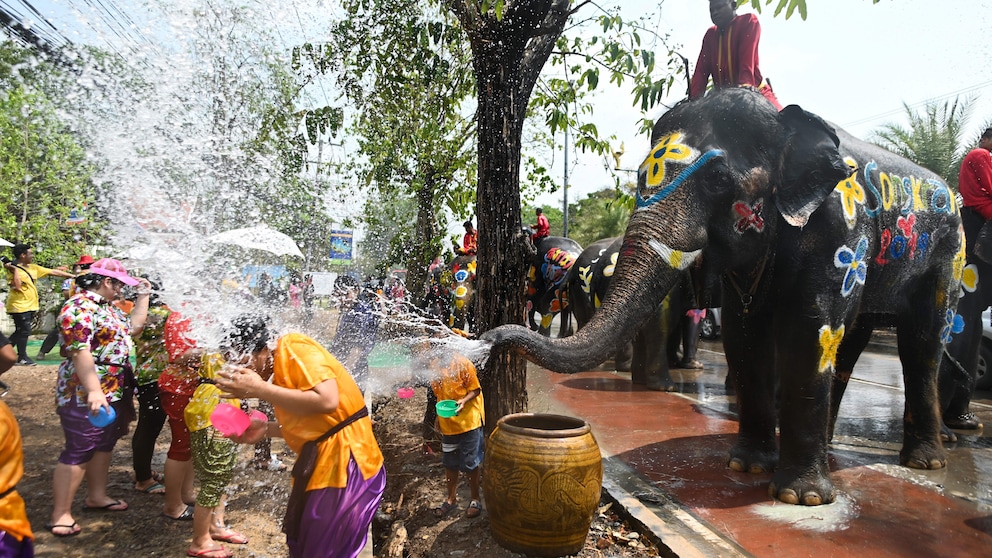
[0,237,13,247]
[208,225,304,258]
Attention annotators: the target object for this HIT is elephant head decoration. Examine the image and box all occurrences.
[485,87,964,506]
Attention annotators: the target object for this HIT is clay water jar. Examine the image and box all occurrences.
[482,413,603,557]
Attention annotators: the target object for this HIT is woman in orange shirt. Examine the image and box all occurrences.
[216,315,385,558]
[0,332,32,555]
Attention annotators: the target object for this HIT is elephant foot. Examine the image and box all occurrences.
[727,442,777,474]
[900,445,947,470]
[615,360,632,372]
[646,378,677,392]
[768,474,836,506]
[677,359,704,370]
[939,423,957,444]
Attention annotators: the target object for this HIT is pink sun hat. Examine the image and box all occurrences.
[89,258,139,286]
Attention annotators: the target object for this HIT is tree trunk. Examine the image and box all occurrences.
[449,0,575,430]
[472,34,531,428]
[406,175,439,308]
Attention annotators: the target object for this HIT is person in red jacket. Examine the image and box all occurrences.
[959,128,992,218]
[942,127,992,432]
[690,0,782,110]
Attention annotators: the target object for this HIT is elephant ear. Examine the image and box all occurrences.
[775,105,854,227]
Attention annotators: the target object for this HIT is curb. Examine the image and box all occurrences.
[600,456,749,558]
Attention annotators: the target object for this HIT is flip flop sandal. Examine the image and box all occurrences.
[135,481,166,494]
[466,500,481,518]
[45,522,81,537]
[433,500,457,518]
[211,528,248,544]
[163,504,195,521]
[82,499,128,512]
[186,546,232,558]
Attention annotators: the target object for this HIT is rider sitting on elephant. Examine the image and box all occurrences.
[456,221,478,256]
[690,0,782,110]
[530,208,550,244]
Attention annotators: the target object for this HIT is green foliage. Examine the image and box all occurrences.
[322,0,479,283]
[871,98,974,189]
[564,188,632,247]
[0,43,101,266]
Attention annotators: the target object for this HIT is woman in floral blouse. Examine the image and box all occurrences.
[47,259,151,538]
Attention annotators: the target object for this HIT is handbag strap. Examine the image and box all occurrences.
[314,406,369,445]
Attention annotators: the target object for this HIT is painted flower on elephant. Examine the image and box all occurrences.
[578,266,593,294]
[817,324,845,373]
[642,132,693,189]
[603,252,618,278]
[835,157,866,229]
[960,263,978,296]
[940,309,965,344]
[834,237,868,297]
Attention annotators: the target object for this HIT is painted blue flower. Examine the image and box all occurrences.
[940,309,965,344]
[833,237,868,297]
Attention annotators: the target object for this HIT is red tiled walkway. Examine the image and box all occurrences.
[526,350,992,558]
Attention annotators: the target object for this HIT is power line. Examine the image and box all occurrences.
[842,80,992,129]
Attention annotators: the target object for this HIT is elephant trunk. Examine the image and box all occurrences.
[484,230,686,373]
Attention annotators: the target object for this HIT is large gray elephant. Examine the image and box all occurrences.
[485,87,964,506]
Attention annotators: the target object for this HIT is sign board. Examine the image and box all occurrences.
[329,230,353,265]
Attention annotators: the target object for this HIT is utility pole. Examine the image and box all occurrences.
[563,81,573,238]
[563,120,569,238]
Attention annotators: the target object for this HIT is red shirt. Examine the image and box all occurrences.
[690,13,764,99]
[534,214,550,239]
[960,147,992,219]
[462,231,478,255]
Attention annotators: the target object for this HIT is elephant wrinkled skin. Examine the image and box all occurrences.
[484,88,964,506]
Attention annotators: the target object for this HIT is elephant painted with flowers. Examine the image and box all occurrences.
[526,236,582,337]
[446,254,476,332]
[485,87,964,505]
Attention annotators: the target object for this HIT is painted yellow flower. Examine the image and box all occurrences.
[604,252,619,278]
[642,132,692,189]
[961,263,978,294]
[818,324,846,373]
[468,260,477,275]
[835,157,865,228]
[578,266,593,294]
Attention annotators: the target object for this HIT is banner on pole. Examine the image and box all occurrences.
[329,230,353,265]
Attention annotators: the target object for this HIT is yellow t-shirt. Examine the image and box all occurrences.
[430,354,484,436]
[5,263,53,313]
[272,333,383,490]
[0,400,32,541]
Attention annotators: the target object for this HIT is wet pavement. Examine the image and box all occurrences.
[525,335,992,557]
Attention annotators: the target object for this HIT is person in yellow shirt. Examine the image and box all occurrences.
[415,342,484,519]
[0,331,36,553]
[4,244,74,365]
[216,315,385,558]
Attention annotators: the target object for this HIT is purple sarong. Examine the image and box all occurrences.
[286,456,386,558]
[0,531,34,558]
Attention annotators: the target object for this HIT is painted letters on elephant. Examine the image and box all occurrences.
[485,88,963,506]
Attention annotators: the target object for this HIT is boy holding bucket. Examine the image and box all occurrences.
[415,342,485,519]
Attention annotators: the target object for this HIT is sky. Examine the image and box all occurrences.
[9,0,992,230]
